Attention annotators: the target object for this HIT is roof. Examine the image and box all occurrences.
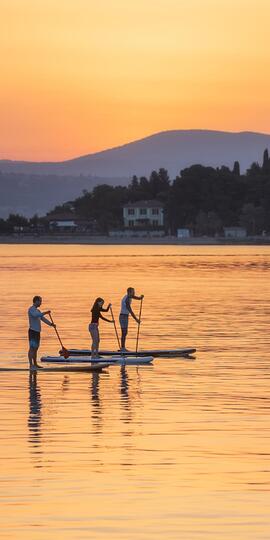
[123,200,164,209]
[45,212,83,222]
[224,226,246,231]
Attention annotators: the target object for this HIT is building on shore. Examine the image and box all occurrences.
[123,200,164,228]
[109,200,165,237]
[45,212,96,233]
[177,228,192,239]
[108,200,165,237]
[223,227,247,239]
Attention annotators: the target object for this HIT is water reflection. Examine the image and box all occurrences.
[1,244,270,540]
[119,365,133,426]
[26,367,148,453]
[61,375,70,392]
[28,372,42,450]
[90,371,103,433]
[120,365,129,401]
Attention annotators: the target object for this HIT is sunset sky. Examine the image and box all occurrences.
[1,0,270,161]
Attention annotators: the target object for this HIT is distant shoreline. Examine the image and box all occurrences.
[1,235,270,245]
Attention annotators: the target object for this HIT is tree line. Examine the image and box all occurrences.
[1,149,270,235]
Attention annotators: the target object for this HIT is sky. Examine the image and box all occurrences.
[1,0,270,161]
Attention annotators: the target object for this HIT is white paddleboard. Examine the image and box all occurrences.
[41,355,153,365]
[0,363,110,373]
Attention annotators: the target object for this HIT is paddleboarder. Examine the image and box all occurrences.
[89,297,113,359]
[119,287,144,352]
[28,296,55,370]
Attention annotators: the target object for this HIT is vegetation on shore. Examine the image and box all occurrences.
[1,149,270,236]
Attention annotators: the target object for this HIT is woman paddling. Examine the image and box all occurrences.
[89,297,113,359]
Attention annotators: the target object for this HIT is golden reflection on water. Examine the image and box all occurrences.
[0,245,270,539]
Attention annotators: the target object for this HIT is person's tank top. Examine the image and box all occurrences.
[121,294,132,315]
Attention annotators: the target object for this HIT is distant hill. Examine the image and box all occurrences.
[0,174,128,218]
[1,130,270,178]
[1,129,270,217]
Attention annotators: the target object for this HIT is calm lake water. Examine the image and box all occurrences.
[0,244,269,539]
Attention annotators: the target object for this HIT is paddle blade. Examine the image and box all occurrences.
[60,348,70,359]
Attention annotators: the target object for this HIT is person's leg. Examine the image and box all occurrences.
[28,330,41,369]
[33,332,41,368]
[92,326,100,357]
[28,329,34,368]
[96,327,100,355]
[33,349,39,367]
[90,324,99,358]
[119,315,125,349]
[89,324,96,357]
[120,315,129,350]
[28,346,35,369]
[121,326,128,349]
[91,341,96,357]
[29,348,40,369]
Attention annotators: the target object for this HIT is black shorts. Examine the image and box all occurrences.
[28,329,40,350]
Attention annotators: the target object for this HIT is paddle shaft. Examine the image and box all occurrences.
[49,313,65,350]
[135,297,143,354]
[110,306,121,350]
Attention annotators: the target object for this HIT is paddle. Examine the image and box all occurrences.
[135,296,143,356]
[49,313,69,358]
[110,306,121,351]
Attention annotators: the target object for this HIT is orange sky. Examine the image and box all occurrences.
[1,0,270,161]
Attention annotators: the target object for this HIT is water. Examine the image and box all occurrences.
[0,244,269,539]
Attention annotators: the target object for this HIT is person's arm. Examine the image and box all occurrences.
[100,303,112,312]
[99,313,113,323]
[125,297,139,323]
[41,315,54,327]
[133,294,144,300]
[30,307,54,327]
[30,307,48,319]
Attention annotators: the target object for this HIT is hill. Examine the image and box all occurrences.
[1,129,270,217]
[1,130,270,178]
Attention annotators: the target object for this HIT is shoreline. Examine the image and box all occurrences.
[1,235,270,245]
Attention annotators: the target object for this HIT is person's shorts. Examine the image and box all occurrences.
[28,329,40,350]
[119,314,129,329]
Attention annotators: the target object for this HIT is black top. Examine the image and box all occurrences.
[91,304,110,324]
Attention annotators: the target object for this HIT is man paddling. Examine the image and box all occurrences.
[119,287,143,352]
[28,296,55,370]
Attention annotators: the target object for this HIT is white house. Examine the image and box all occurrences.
[123,200,164,228]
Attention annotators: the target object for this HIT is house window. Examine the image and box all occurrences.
[140,208,147,215]
[128,220,134,227]
[152,208,159,215]
[128,208,135,215]
[152,220,159,226]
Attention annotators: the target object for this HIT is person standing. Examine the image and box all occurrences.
[28,296,55,370]
[89,297,113,359]
[119,287,144,351]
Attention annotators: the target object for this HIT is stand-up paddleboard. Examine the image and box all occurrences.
[65,348,196,358]
[0,363,110,373]
[41,355,153,366]
[41,356,117,364]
